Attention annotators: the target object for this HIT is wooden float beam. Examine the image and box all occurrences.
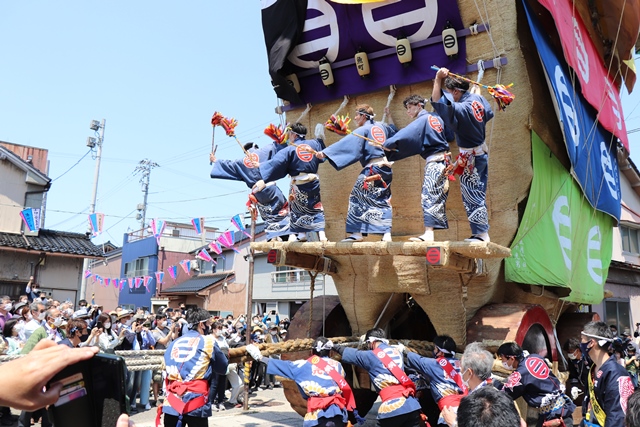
[266,249,338,274]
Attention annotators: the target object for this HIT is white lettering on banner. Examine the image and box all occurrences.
[600,140,619,200]
[604,77,623,131]
[362,0,438,46]
[587,226,603,285]
[289,0,339,68]
[573,17,589,83]
[554,66,580,147]
[552,196,572,270]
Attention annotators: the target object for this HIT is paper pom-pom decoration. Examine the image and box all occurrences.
[325,114,351,135]
[264,124,287,144]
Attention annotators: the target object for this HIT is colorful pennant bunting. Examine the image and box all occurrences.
[179,260,192,276]
[231,214,251,238]
[150,218,166,244]
[155,271,164,284]
[217,230,240,253]
[167,266,178,283]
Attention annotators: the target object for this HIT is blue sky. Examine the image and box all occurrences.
[1,1,639,247]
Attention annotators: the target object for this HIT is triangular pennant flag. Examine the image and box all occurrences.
[19,208,41,232]
[84,270,92,279]
[96,275,103,286]
[191,217,204,235]
[197,249,213,263]
[143,276,152,292]
[231,214,251,238]
[208,241,223,255]
[88,213,105,237]
[119,279,126,291]
[155,271,164,284]
[179,260,192,276]
[150,218,166,244]
[217,230,240,253]
[128,278,134,289]
[167,266,178,283]
[105,278,111,288]
[135,277,142,289]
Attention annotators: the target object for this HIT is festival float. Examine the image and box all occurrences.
[248,0,640,420]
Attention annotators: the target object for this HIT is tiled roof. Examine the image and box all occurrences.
[0,229,104,257]
[160,273,233,294]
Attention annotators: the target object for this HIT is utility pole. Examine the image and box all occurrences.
[134,159,159,232]
[79,119,105,301]
[243,210,256,411]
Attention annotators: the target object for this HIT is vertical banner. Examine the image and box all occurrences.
[505,132,613,304]
[19,208,41,232]
[536,0,628,150]
[88,213,105,237]
[523,0,621,221]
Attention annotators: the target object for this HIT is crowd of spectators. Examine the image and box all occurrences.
[0,282,291,424]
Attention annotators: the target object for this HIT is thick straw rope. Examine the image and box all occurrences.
[381,85,396,124]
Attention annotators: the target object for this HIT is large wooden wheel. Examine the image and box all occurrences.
[467,304,557,360]
[281,295,378,418]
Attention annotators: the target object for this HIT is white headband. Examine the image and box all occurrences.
[367,336,389,345]
[581,331,612,347]
[315,339,334,352]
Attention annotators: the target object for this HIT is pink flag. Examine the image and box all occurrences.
[179,260,192,276]
[119,279,126,291]
[150,218,166,244]
[197,249,213,263]
[167,265,178,283]
[217,230,240,253]
[155,271,164,284]
[143,276,152,292]
[231,214,251,238]
[89,213,105,237]
[191,217,204,235]
[135,277,142,288]
[84,270,92,279]
[208,241,223,255]
[96,275,103,286]
[128,278,134,289]
[105,278,111,288]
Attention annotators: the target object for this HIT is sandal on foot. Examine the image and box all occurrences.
[341,235,363,242]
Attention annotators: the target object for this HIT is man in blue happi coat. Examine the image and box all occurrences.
[317,104,397,242]
[384,95,452,242]
[431,67,494,242]
[257,123,327,242]
[210,140,290,241]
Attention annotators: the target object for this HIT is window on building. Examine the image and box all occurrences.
[198,258,224,274]
[124,257,150,278]
[605,299,631,336]
[620,225,640,254]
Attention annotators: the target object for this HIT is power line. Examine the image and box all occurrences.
[51,149,91,181]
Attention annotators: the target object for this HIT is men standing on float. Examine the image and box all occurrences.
[210,138,290,241]
[384,95,451,242]
[431,67,494,242]
[316,105,396,242]
[257,123,327,242]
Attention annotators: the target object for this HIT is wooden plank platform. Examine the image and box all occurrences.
[251,241,511,260]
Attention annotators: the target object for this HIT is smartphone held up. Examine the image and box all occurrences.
[47,353,127,427]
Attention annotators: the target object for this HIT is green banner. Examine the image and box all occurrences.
[505,132,613,304]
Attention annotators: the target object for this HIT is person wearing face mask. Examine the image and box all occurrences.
[383,95,453,243]
[23,302,45,341]
[333,328,424,427]
[95,313,125,354]
[0,296,14,330]
[400,335,467,425]
[263,322,282,390]
[58,319,88,348]
[316,104,397,242]
[210,321,231,411]
[431,67,494,243]
[21,308,65,354]
[162,308,228,427]
[563,338,589,414]
[441,342,527,427]
[580,321,635,427]
[497,342,575,427]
